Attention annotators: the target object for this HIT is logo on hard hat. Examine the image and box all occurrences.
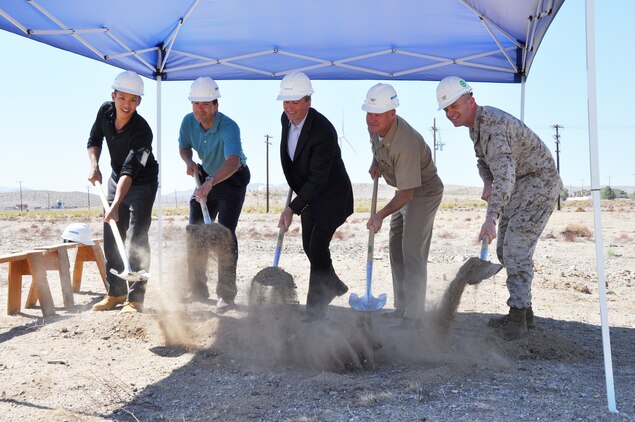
[369,97,376,103]
[459,80,467,87]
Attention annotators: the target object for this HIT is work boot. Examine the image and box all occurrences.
[381,309,404,319]
[487,306,535,329]
[392,317,423,331]
[92,295,127,311]
[120,301,143,313]
[502,307,528,340]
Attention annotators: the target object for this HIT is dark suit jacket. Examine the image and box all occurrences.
[280,108,354,232]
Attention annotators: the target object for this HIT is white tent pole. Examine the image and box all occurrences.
[585,0,617,413]
[156,73,163,289]
[520,75,526,122]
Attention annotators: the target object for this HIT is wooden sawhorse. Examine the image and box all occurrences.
[1,250,56,316]
[27,243,77,311]
[71,238,107,292]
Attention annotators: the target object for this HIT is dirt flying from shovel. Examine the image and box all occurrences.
[431,266,472,334]
[185,223,234,249]
[249,267,298,306]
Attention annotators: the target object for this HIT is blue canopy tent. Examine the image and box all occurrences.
[0,0,617,412]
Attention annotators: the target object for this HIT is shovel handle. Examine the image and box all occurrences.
[273,188,293,267]
[194,174,212,224]
[365,177,379,298]
[480,235,490,261]
[94,180,132,274]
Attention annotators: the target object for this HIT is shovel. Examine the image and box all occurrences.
[249,188,297,305]
[457,235,504,285]
[349,177,387,312]
[273,188,293,267]
[94,180,150,283]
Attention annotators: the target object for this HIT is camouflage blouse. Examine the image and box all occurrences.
[469,106,561,214]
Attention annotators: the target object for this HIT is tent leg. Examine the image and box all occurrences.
[585,0,618,413]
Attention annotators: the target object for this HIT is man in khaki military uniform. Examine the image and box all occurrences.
[437,76,562,340]
[362,83,444,329]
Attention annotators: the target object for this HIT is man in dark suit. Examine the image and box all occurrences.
[276,72,354,321]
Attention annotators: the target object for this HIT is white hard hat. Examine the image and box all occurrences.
[112,70,144,96]
[62,223,95,246]
[276,72,314,101]
[436,76,472,110]
[361,83,399,113]
[188,77,221,102]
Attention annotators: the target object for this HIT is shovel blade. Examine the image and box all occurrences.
[457,257,503,285]
[349,292,387,312]
[109,268,150,283]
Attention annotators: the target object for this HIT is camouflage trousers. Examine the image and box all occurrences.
[497,174,562,308]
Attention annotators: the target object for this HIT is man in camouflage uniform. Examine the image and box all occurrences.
[436,76,562,340]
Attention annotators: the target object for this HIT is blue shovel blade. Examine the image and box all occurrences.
[349,292,387,312]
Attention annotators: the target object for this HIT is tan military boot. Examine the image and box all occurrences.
[120,301,143,313]
[488,306,535,330]
[92,295,127,311]
[502,307,528,340]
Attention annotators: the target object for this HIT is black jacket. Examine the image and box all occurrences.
[87,101,159,185]
[280,108,354,231]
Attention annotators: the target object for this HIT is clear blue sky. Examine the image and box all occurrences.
[1,1,633,194]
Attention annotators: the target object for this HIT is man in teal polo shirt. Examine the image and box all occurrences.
[178,77,250,312]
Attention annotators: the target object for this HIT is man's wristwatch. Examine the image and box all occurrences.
[487,212,499,224]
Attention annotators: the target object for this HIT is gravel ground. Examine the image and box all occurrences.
[0,197,634,421]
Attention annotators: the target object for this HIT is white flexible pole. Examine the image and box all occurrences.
[585,0,617,413]
[156,74,163,288]
[520,74,526,122]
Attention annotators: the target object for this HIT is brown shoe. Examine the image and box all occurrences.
[92,295,127,311]
[120,301,143,313]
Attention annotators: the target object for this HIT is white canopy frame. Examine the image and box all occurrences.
[0,0,557,81]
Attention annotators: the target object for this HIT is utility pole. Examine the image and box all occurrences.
[87,186,91,211]
[17,180,23,211]
[174,188,178,209]
[551,124,563,210]
[264,134,272,213]
[430,118,444,164]
[431,119,437,163]
[580,178,584,196]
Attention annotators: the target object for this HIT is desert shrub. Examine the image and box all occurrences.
[560,187,569,201]
[562,224,592,241]
[601,186,615,200]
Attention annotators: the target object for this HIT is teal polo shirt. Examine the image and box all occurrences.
[178,111,247,175]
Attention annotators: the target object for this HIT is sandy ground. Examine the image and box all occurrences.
[0,194,634,421]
